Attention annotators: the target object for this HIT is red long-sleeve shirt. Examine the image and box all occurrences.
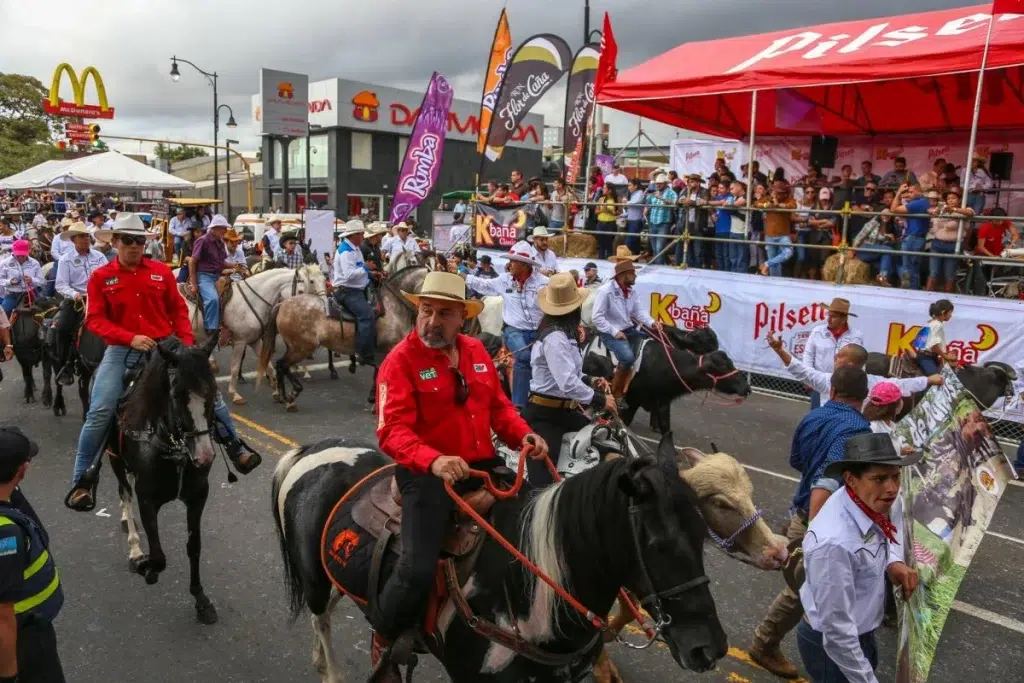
[85,256,194,347]
[376,330,530,474]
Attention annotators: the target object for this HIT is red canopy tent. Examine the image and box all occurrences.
[597,5,1024,138]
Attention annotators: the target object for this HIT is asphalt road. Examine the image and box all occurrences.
[3,346,1022,683]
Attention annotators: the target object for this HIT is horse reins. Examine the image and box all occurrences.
[643,322,744,406]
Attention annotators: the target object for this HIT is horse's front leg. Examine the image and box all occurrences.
[19,358,35,404]
[53,381,67,417]
[186,480,217,625]
[327,349,338,380]
[135,498,167,585]
[119,475,146,570]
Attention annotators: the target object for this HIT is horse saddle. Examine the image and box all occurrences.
[326,289,384,323]
[216,276,234,310]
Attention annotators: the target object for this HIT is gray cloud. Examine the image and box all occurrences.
[1,0,969,155]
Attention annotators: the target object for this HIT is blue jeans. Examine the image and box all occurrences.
[968,191,986,215]
[72,345,237,485]
[1,293,22,316]
[858,244,896,279]
[929,239,959,283]
[625,219,643,255]
[685,234,702,268]
[714,237,730,270]
[503,326,536,410]
[549,220,564,231]
[600,328,646,369]
[797,619,877,683]
[764,235,794,276]
[900,235,927,289]
[649,222,672,264]
[197,271,221,330]
[173,235,184,262]
[728,237,748,273]
[917,354,941,376]
[336,287,376,359]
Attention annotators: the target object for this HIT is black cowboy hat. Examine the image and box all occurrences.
[279,231,299,245]
[823,433,922,480]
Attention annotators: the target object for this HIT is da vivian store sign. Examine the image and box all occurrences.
[41,63,114,119]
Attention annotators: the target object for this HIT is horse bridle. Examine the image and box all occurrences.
[695,354,741,389]
[621,498,710,650]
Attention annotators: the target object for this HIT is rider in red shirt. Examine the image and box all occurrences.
[65,214,260,511]
[371,271,548,681]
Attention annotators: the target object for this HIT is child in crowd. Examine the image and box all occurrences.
[910,299,956,374]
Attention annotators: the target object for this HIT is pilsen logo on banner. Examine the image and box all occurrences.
[727,11,1022,74]
[42,63,115,119]
[390,104,539,144]
[754,300,829,340]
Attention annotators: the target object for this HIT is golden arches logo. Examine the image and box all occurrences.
[42,63,115,119]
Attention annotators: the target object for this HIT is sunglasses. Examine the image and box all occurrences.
[118,235,147,246]
[452,367,470,405]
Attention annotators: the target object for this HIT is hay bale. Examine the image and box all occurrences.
[822,253,871,285]
[550,231,598,258]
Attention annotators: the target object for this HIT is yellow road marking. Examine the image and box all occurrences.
[230,412,299,448]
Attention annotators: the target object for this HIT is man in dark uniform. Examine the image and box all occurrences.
[0,426,65,683]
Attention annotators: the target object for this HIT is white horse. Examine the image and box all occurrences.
[182,265,328,404]
[384,249,421,275]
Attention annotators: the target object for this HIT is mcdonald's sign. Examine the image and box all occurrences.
[41,63,115,119]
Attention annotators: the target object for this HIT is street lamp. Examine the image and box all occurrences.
[306,124,324,212]
[169,55,229,201]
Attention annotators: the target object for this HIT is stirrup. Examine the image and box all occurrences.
[227,437,262,475]
[64,475,98,512]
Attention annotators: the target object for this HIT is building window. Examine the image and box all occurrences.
[271,134,328,179]
[351,132,373,170]
[398,136,409,170]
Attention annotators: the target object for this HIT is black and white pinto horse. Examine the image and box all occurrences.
[272,437,727,683]
[102,336,224,624]
[582,326,751,433]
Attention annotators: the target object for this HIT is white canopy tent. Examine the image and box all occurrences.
[0,152,194,191]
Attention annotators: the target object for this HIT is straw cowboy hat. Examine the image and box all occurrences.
[401,271,484,318]
[59,222,92,241]
[394,221,412,232]
[822,297,857,317]
[538,272,589,316]
[338,219,365,238]
[608,245,640,263]
[224,228,244,242]
[264,216,283,228]
[506,240,540,267]
[59,217,73,228]
[363,221,389,237]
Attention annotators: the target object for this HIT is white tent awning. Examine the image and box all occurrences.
[0,152,195,191]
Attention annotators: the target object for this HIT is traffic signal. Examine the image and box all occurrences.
[89,124,106,148]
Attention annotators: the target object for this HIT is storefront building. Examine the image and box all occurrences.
[251,77,544,224]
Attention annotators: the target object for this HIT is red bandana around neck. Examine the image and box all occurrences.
[846,487,899,544]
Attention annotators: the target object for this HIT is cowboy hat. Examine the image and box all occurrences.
[823,432,922,480]
[654,173,669,184]
[394,221,412,231]
[59,217,73,228]
[613,259,636,278]
[530,226,553,239]
[538,272,589,316]
[401,271,484,318]
[59,222,92,241]
[608,245,640,263]
[363,222,389,237]
[264,216,283,227]
[279,231,299,245]
[207,214,231,230]
[224,228,244,242]
[506,240,540,267]
[102,212,158,242]
[822,297,857,317]
[338,219,365,238]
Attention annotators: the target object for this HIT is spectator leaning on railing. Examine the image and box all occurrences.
[759,180,796,277]
[889,183,931,290]
[928,190,974,293]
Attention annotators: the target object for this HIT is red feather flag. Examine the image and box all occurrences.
[594,12,618,96]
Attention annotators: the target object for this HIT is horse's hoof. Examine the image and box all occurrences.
[232,395,246,405]
[286,403,298,413]
[42,394,52,407]
[272,392,280,402]
[54,402,66,417]
[329,370,339,380]
[195,598,218,625]
[129,555,146,573]
[145,570,159,585]
[25,396,34,404]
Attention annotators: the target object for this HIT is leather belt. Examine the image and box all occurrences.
[528,394,578,410]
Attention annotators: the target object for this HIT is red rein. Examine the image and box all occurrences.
[644,323,744,406]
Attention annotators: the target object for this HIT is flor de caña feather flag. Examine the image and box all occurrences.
[477,9,513,155]
[389,72,455,225]
[562,43,601,185]
[482,33,572,165]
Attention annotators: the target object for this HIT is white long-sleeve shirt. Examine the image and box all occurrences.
[0,257,43,292]
[168,216,191,237]
[592,279,654,336]
[530,329,595,403]
[531,246,559,273]
[466,271,548,331]
[782,357,929,407]
[802,324,865,374]
[55,249,107,298]
[801,489,905,683]
[332,238,370,289]
[51,234,75,262]
[384,234,419,263]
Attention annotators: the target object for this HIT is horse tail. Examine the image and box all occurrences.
[271,445,309,621]
[256,302,281,387]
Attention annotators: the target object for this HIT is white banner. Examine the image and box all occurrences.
[259,68,309,137]
[304,209,336,273]
[480,249,1024,422]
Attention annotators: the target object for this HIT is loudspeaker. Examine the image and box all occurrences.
[989,151,1014,181]
[809,136,839,169]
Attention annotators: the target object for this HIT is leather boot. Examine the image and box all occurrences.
[749,640,799,679]
[611,367,631,399]
[370,632,403,683]
[807,268,818,281]
[943,279,955,293]
[226,438,262,475]
[925,277,938,292]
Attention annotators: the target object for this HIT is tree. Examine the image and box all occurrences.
[255,149,263,162]
[154,143,210,163]
[0,73,61,179]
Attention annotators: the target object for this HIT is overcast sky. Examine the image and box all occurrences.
[1,0,970,157]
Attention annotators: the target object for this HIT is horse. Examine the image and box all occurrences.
[39,301,106,418]
[256,265,427,411]
[271,431,728,683]
[184,265,328,404]
[9,295,57,405]
[106,336,223,624]
[865,352,1017,418]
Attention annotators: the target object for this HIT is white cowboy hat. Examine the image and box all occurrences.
[394,222,412,231]
[338,219,366,238]
[264,216,283,227]
[530,226,553,239]
[506,240,540,267]
[59,222,92,241]
[208,214,231,230]
[97,212,158,244]
[401,271,484,318]
[538,272,589,317]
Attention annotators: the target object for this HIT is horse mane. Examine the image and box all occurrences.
[121,346,218,432]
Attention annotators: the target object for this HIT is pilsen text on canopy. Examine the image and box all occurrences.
[596,5,1024,137]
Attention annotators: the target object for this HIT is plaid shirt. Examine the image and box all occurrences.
[275,248,304,269]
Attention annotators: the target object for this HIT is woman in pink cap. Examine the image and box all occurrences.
[863,381,911,454]
[0,239,44,315]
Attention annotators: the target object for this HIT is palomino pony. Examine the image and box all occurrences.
[272,432,727,683]
[184,265,328,404]
[105,336,224,624]
[256,265,426,411]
